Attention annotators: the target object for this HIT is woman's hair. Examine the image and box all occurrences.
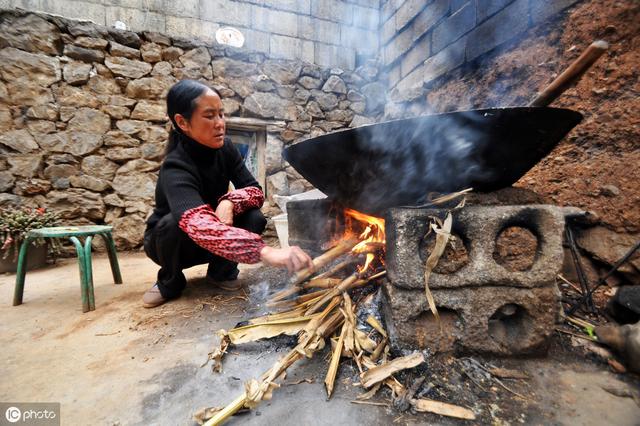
[165,80,221,155]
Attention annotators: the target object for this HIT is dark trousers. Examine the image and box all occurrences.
[143,208,267,299]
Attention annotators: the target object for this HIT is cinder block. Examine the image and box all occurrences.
[465,0,528,61]
[105,6,166,33]
[400,33,429,77]
[394,0,424,31]
[200,0,252,27]
[383,25,414,66]
[310,0,353,24]
[301,40,314,64]
[412,0,449,39]
[243,28,270,53]
[43,0,106,25]
[423,35,466,84]
[392,64,425,102]
[165,0,199,18]
[298,16,341,45]
[263,0,311,14]
[341,27,378,54]
[270,34,300,61]
[431,1,475,54]
[530,0,580,24]
[381,13,395,44]
[381,0,402,22]
[476,0,514,22]
[252,6,298,37]
[165,15,218,42]
[352,4,380,30]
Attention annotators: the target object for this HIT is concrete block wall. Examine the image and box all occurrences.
[381,0,582,102]
[2,0,381,70]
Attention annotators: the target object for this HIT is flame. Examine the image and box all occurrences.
[344,209,386,273]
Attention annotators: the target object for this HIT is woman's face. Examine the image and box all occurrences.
[176,89,226,149]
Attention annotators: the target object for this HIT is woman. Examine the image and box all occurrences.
[142,80,313,308]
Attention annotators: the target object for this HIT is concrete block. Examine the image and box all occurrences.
[412,0,449,39]
[387,62,401,88]
[165,16,218,43]
[165,0,199,18]
[383,25,414,66]
[242,28,270,53]
[392,63,424,102]
[252,7,298,37]
[200,0,252,27]
[432,0,476,54]
[42,1,106,25]
[465,0,528,61]
[263,0,311,14]
[298,16,341,45]
[105,7,166,34]
[310,0,353,24]
[341,27,378,54]
[381,13,395,44]
[269,34,300,61]
[400,33,429,78]
[382,280,560,355]
[352,4,380,30]
[381,0,402,22]
[476,0,514,22]
[423,36,465,84]
[315,42,355,69]
[451,0,470,13]
[301,40,314,64]
[530,0,581,24]
[395,0,424,31]
[385,205,566,290]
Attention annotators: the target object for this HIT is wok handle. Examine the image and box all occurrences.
[529,40,609,107]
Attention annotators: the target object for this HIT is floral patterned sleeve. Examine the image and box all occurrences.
[218,186,264,215]
[178,204,266,264]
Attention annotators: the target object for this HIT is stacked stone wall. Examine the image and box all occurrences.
[0,9,384,249]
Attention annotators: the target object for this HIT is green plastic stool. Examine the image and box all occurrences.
[13,225,123,313]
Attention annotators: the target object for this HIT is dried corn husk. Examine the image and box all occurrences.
[227,316,317,344]
[325,322,347,398]
[423,212,453,329]
[361,353,425,388]
[410,398,476,420]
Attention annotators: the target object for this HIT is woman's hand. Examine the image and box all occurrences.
[260,245,314,273]
[215,200,234,226]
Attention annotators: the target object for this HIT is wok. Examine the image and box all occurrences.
[283,41,607,214]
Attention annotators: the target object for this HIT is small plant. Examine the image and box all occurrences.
[0,207,61,261]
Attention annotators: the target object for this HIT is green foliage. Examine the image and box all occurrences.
[0,207,61,260]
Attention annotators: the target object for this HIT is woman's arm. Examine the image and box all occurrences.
[218,141,265,215]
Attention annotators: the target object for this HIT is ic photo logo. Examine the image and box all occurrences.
[5,407,20,423]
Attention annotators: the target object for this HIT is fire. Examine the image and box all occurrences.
[343,208,386,273]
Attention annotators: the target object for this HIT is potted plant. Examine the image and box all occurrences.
[0,207,61,273]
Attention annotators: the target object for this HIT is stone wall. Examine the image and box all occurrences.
[0,9,383,249]
[380,0,582,104]
[1,0,380,70]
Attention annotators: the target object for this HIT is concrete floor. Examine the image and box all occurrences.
[0,252,638,425]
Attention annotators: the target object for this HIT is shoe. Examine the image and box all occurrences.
[215,279,244,292]
[142,284,168,308]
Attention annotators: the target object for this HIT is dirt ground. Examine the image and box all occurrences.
[1,253,638,425]
[425,0,640,235]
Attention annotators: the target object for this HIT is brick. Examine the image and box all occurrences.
[476,0,513,22]
[311,0,353,24]
[395,0,425,31]
[264,0,311,14]
[352,5,380,30]
[243,28,270,53]
[381,14,396,44]
[401,33,430,77]
[200,0,252,27]
[105,7,166,33]
[466,0,528,61]
[423,36,466,84]
[530,0,581,24]
[165,0,199,18]
[341,27,378,55]
[298,16,341,45]
[252,7,298,37]
[432,1,475,54]
[412,0,449,39]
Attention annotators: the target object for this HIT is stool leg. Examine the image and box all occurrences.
[84,236,95,311]
[100,232,122,284]
[70,236,89,313]
[13,237,34,306]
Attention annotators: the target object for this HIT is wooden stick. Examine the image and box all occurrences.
[305,273,360,315]
[529,40,609,107]
[302,278,342,290]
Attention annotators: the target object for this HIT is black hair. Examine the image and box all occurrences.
[165,79,221,155]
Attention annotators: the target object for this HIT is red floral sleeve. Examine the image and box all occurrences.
[218,186,264,216]
[178,204,266,264]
